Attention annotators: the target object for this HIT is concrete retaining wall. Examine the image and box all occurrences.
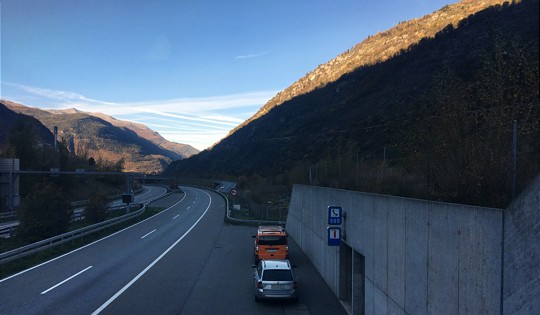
[287,185,503,314]
[503,174,540,314]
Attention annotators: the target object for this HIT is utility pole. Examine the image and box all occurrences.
[356,153,360,187]
[127,174,132,213]
[54,126,58,151]
[512,120,517,199]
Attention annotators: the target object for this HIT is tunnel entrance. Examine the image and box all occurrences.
[340,243,365,314]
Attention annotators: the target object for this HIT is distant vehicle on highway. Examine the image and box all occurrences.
[252,225,288,263]
[252,259,298,302]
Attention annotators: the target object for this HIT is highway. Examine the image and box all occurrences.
[116,185,167,205]
[0,186,346,314]
[0,185,168,236]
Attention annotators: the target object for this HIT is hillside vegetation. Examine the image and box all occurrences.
[167,0,539,208]
[0,103,57,149]
[232,0,515,133]
[1,101,198,173]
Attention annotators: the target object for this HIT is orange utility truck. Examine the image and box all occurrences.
[252,225,288,263]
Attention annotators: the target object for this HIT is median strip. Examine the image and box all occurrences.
[41,266,93,295]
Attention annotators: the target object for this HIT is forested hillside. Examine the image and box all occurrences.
[167,0,539,208]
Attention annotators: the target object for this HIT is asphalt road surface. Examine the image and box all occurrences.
[0,186,346,315]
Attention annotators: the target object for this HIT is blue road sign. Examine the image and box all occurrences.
[328,206,342,225]
[328,227,341,246]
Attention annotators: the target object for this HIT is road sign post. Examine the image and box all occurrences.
[327,205,343,246]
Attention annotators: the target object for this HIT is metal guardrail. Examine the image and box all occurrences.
[0,223,18,239]
[0,188,173,265]
[0,211,17,220]
[0,205,136,237]
[214,189,286,226]
[0,187,169,265]
[225,207,286,226]
[0,205,146,265]
[170,183,285,226]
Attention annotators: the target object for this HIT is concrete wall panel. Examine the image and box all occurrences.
[372,196,388,294]
[361,196,375,284]
[504,174,540,314]
[287,185,506,314]
[325,246,339,292]
[458,207,502,314]
[387,199,406,308]
[364,277,374,315]
[287,175,540,314]
[388,296,406,315]
[373,284,388,315]
[427,204,460,314]
[404,202,429,315]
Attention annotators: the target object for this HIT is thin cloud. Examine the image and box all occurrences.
[2,82,278,150]
[124,91,276,114]
[135,109,238,127]
[3,82,115,106]
[139,120,227,131]
[201,115,244,124]
[235,51,270,60]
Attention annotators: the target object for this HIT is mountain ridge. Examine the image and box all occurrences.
[167,0,539,208]
[0,103,57,149]
[0,100,199,173]
[227,0,514,138]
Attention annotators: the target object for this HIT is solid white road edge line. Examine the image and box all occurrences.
[41,266,93,295]
[141,229,156,239]
[91,189,212,315]
[0,190,186,284]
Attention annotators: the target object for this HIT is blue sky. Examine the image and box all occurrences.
[1,0,455,150]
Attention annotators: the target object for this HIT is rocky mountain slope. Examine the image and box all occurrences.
[0,103,56,149]
[230,0,513,135]
[167,0,539,208]
[83,111,198,159]
[1,100,198,173]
